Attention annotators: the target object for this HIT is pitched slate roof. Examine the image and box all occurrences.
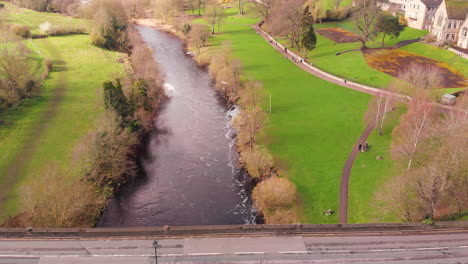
[446,0,468,20]
[420,0,442,7]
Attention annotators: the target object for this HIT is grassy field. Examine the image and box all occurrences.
[0,4,122,219]
[347,107,405,223]
[197,8,371,223]
[270,21,427,88]
[0,1,91,35]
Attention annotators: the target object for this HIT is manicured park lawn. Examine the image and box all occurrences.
[198,8,371,223]
[0,4,122,219]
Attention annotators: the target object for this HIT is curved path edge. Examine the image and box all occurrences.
[338,120,376,224]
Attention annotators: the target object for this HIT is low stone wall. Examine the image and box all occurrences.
[1,222,467,238]
[448,47,468,59]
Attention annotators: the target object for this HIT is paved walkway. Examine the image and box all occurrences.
[252,23,467,224]
[338,121,376,224]
[252,24,408,100]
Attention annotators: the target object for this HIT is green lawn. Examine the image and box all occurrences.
[0,4,122,220]
[0,1,91,35]
[348,107,405,223]
[199,8,371,223]
[268,21,427,88]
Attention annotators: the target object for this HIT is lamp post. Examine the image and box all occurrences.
[153,240,158,264]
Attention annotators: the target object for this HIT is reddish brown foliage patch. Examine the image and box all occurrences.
[364,49,468,88]
[316,28,360,43]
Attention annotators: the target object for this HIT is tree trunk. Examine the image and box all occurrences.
[379,97,390,135]
[382,25,388,47]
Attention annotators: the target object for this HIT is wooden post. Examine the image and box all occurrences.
[269,93,272,115]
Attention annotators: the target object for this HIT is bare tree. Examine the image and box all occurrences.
[204,1,225,34]
[352,0,380,49]
[151,0,184,25]
[252,0,277,21]
[188,23,211,53]
[396,64,443,96]
[269,0,304,48]
[380,116,467,221]
[391,95,436,170]
[239,80,265,109]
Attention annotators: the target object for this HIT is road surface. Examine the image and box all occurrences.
[1,230,467,263]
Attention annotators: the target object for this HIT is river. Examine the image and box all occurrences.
[97,26,256,227]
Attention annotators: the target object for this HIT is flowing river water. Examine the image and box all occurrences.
[97,26,257,227]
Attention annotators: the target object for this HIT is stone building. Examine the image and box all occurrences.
[430,0,468,44]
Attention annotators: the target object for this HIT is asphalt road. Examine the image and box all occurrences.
[1,230,467,263]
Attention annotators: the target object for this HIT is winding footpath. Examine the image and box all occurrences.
[252,23,465,224]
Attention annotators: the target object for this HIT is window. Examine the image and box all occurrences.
[462,27,467,37]
[446,34,450,40]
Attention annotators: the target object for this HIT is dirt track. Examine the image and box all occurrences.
[0,39,67,209]
[316,28,360,43]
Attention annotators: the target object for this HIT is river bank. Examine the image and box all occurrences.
[97,25,258,227]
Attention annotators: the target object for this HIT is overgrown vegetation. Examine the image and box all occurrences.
[0,32,39,110]
[376,67,468,222]
[87,0,129,51]
[0,2,164,227]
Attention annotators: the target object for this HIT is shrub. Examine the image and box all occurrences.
[252,177,297,223]
[0,3,5,8]
[103,79,132,117]
[40,22,86,36]
[252,177,296,210]
[10,24,31,38]
[83,111,139,188]
[240,145,273,179]
[19,166,103,228]
[89,0,128,51]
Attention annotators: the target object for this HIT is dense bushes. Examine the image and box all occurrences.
[252,177,297,224]
[0,34,38,109]
[18,167,103,228]
[88,0,129,51]
[10,24,31,38]
[10,0,80,14]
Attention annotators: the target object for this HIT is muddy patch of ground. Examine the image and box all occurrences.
[364,49,468,88]
[316,28,360,43]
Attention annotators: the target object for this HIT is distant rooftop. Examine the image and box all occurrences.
[446,0,468,20]
[420,0,442,7]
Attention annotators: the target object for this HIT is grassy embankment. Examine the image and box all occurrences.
[194,8,370,223]
[0,2,122,220]
[0,1,91,35]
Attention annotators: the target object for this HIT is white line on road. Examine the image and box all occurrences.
[186,253,221,256]
[279,251,309,254]
[233,252,265,255]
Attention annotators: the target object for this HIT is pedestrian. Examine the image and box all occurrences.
[284,47,288,53]
[358,144,362,151]
[344,79,347,83]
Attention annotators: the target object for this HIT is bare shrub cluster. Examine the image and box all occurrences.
[0,33,39,109]
[87,0,129,51]
[11,0,80,14]
[19,166,104,228]
[252,177,297,224]
[39,22,86,36]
